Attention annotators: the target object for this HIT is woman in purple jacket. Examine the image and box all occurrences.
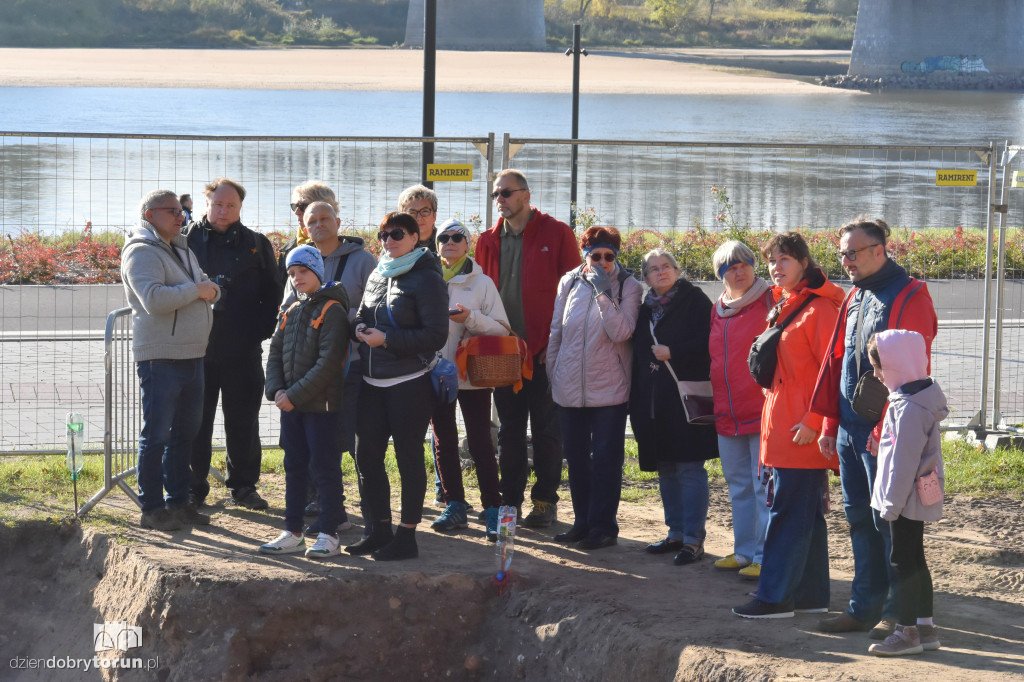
[708,240,774,580]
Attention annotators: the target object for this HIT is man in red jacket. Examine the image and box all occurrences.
[475,169,581,527]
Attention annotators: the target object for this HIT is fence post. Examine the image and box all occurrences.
[970,141,998,434]
[486,132,495,231]
[992,140,1014,430]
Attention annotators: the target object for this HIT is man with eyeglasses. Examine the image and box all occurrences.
[277,180,338,279]
[475,169,582,528]
[810,216,937,639]
[122,190,220,531]
[398,184,440,254]
[185,178,283,512]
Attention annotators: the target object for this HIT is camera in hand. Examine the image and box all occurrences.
[211,274,232,311]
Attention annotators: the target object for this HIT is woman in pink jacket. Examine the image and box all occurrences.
[708,240,774,579]
[547,227,643,550]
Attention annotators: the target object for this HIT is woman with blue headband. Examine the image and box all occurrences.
[546,226,642,550]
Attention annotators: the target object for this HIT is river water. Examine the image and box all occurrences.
[1,86,1022,234]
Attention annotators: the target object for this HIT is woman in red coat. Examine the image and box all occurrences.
[733,232,845,619]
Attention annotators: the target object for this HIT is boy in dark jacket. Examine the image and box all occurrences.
[259,246,350,558]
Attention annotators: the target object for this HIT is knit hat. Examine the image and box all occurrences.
[437,217,471,240]
[285,245,325,283]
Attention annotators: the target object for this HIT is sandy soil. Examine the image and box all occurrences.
[3,474,1023,681]
[0,47,846,95]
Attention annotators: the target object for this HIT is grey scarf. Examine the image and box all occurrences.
[715,278,771,319]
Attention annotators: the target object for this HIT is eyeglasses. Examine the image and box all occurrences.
[589,252,616,263]
[378,228,409,242]
[406,208,435,219]
[836,244,881,262]
[437,233,466,244]
[152,207,184,218]
[490,188,527,200]
[290,202,309,213]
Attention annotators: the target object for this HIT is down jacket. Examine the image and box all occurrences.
[760,269,845,470]
[709,286,774,437]
[265,282,350,412]
[353,251,449,380]
[547,264,642,408]
[871,330,948,522]
[441,258,511,391]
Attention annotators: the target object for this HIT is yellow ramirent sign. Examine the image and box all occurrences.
[935,170,977,186]
[426,164,474,182]
[1013,170,1024,188]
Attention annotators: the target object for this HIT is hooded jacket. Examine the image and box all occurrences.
[265,282,350,413]
[354,251,449,380]
[760,269,845,470]
[870,329,949,522]
[121,221,216,362]
[440,257,511,391]
[475,208,582,357]
[547,264,643,408]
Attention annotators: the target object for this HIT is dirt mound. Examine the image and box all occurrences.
[4,486,1024,681]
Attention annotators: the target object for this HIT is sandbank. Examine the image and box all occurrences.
[0,47,849,95]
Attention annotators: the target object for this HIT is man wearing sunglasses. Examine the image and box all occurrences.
[398,184,440,254]
[475,169,582,528]
[185,178,284,513]
[810,216,937,639]
[277,180,339,279]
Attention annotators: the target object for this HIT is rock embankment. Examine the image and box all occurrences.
[820,73,1024,91]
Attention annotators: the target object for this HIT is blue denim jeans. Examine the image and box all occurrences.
[136,358,204,513]
[757,467,831,610]
[281,409,343,535]
[717,433,768,563]
[560,403,628,537]
[657,460,709,546]
[837,423,895,622]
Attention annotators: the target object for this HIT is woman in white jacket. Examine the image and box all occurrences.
[429,219,510,541]
[547,226,643,550]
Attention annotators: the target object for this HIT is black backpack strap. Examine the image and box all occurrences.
[777,293,818,329]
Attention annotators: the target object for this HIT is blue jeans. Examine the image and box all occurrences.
[560,403,627,537]
[757,467,831,610]
[838,423,895,622]
[657,460,709,546]
[136,359,204,513]
[281,409,343,535]
[718,433,769,563]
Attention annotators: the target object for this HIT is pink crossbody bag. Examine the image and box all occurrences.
[916,470,943,506]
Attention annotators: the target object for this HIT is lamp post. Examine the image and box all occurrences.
[422,0,437,187]
[565,24,587,229]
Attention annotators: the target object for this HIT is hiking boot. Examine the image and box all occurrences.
[140,508,182,532]
[738,562,762,580]
[732,598,794,619]
[484,506,499,542]
[818,612,871,633]
[523,500,556,528]
[868,625,923,656]
[259,531,305,555]
[346,521,393,555]
[714,553,751,569]
[233,488,269,511]
[372,525,418,561]
[918,624,941,650]
[172,505,211,526]
[869,617,898,640]
[305,533,341,559]
[431,500,468,532]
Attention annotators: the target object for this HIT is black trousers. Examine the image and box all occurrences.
[190,352,265,499]
[889,515,933,624]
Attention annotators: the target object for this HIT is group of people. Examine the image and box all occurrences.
[122,170,947,657]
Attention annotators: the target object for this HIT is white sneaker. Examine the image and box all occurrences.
[305,532,341,559]
[259,531,305,555]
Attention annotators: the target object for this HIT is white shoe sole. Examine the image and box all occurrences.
[869,644,924,656]
[258,543,305,554]
[733,609,794,619]
[795,607,829,614]
[305,549,341,559]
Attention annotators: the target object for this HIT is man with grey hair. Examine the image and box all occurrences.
[122,190,219,531]
[398,184,439,253]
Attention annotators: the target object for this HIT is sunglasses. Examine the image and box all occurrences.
[378,228,410,242]
[490,188,526,200]
[588,252,616,263]
[437,233,466,244]
[290,202,309,213]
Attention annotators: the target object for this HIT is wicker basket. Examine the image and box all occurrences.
[466,351,522,387]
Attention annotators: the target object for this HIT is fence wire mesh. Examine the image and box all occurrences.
[1,133,1019,453]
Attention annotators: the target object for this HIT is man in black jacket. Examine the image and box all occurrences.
[185,178,284,510]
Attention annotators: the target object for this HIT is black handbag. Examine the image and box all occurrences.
[748,294,817,389]
[851,372,889,421]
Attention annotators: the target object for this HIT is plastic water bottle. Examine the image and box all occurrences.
[66,412,84,480]
[495,505,517,581]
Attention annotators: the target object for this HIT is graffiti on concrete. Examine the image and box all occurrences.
[901,55,991,75]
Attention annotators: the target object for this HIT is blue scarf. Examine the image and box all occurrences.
[377,247,429,278]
